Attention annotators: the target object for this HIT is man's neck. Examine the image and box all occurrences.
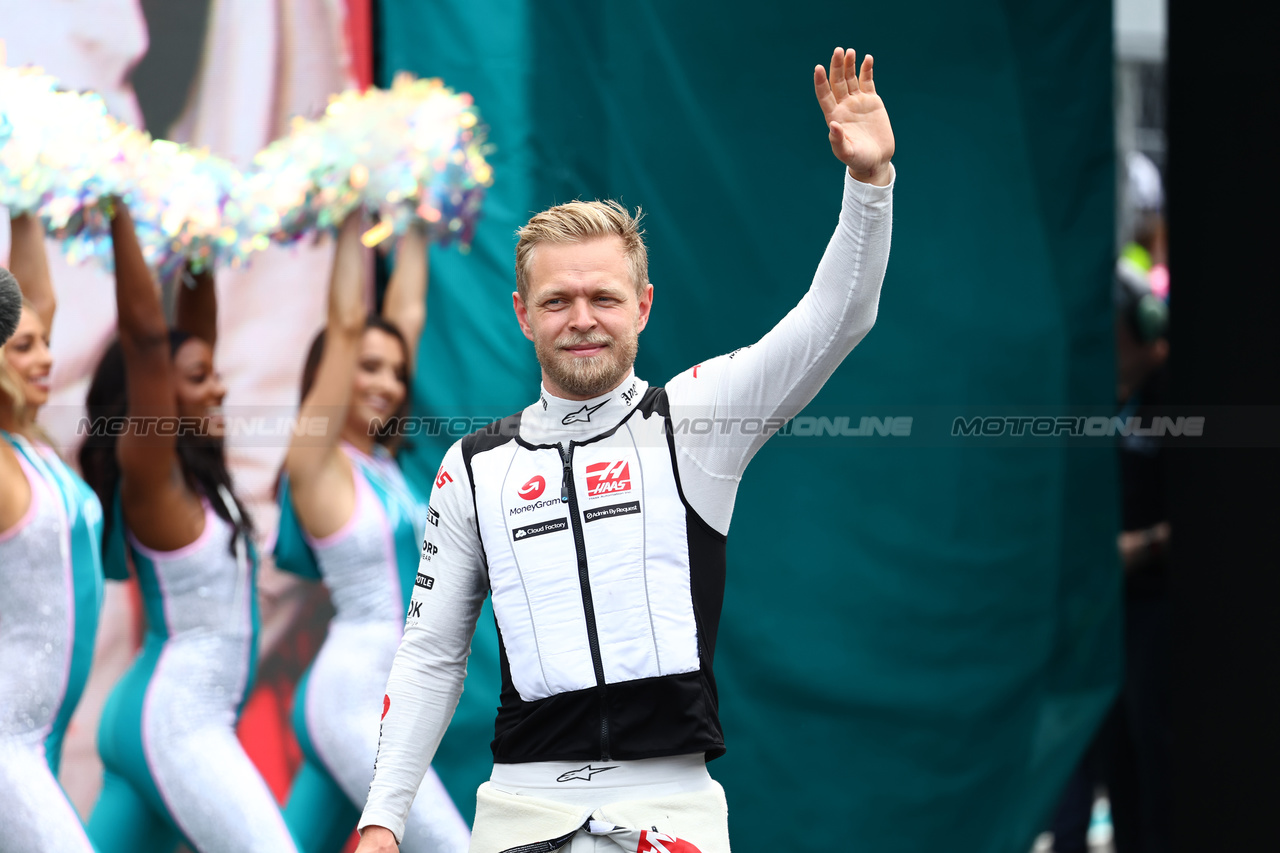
[524,370,648,444]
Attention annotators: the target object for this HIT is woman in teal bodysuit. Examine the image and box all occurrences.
[81,204,300,853]
[276,216,469,852]
[0,213,103,853]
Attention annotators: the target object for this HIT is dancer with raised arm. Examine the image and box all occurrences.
[82,204,301,853]
[0,212,103,853]
[356,46,895,853]
[276,217,470,853]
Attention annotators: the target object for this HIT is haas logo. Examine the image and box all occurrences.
[585,461,631,497]
[518,475,546,500]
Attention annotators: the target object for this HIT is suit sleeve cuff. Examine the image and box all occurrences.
[357,812,406,845]
[844,163,896,205]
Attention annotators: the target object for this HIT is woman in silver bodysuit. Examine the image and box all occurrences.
[80,203,301,853]
[276,214,469,852]
[0,213,102,853]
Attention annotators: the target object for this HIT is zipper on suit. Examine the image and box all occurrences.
[558,443,611,760]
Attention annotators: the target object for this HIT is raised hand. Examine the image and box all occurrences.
[814,47,895,186]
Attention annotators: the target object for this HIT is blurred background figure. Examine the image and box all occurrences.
[1046,261,1171,853]
[1111,26,1173,848]
[1107,257,1172,853]
[1120,152,1168,301]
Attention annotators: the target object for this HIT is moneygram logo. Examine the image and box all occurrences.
[508,497,563,517]
[585,461,631,498]
[518,475,546,500]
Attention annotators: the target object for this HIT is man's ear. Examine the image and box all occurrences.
[635,282,654,334]
[513,291,536,342]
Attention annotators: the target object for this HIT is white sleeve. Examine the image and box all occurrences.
[358,441,489,842]
[665,167,895,534]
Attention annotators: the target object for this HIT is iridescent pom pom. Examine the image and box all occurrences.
[126,140,259,279]
[247,74,494,249]
[0,64,136,229]
[2,62,258,278]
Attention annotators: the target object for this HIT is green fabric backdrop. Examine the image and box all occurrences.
[379,2,1120,850]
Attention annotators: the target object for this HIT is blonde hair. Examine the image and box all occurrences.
[0,346,30,427]
[514,200,648,301]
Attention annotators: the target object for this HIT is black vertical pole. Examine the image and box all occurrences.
[1167,1,1280,849]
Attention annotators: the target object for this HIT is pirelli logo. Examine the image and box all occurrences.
[512,517,569,541]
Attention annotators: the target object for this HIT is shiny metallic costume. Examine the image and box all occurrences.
[25,439,105,777]
[88,499,300,853]
[0,450,97,853]
[280,446,469,852]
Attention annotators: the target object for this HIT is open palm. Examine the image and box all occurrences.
[814,47,895,185]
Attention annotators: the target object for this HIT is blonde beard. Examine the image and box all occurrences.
[536,331,638,399]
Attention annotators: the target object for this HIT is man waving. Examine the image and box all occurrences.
[357,46,895,853]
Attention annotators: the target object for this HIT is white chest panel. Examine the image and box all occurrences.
[471,410,699,702]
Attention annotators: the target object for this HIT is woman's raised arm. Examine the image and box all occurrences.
[174,265,218,352]
[111,203,203,547]
[7,213,56,330]
[381,226,428,373]
[282,213,368,535]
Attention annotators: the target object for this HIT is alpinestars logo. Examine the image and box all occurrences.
[556,764,617,783]
[585,460,631,497]
[562,400,607,425]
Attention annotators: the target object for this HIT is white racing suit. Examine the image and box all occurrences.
[360,167,895,851]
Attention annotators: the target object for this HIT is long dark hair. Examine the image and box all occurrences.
[79,330,254,552]
[299,314,412,453]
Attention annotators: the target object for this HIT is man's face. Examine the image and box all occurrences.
[514,236,653,400]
